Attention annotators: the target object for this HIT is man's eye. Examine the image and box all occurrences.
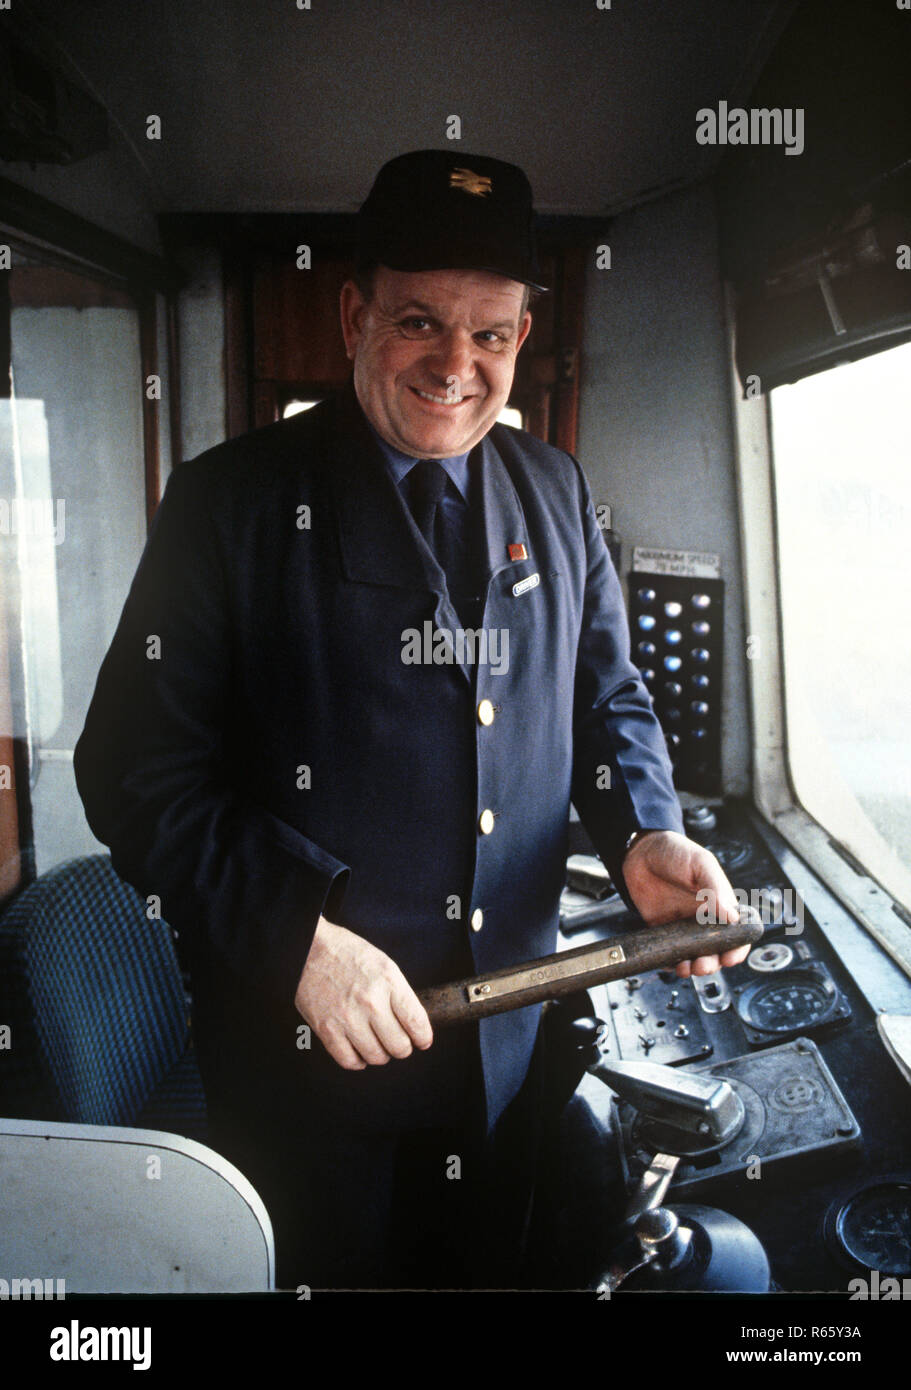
[400,317,432,334]
[476,331,506,347]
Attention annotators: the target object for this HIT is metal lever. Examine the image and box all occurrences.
[590,1055,745,1147]
[622,1150,679,1226]
[596,1151,690,1293]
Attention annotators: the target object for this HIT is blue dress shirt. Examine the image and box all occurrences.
[366,421,472,512]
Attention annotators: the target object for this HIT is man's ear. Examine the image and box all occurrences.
[516,310,532,353]
[339,280,368,360]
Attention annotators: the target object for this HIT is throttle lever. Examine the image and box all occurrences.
[591,1055,746,1149]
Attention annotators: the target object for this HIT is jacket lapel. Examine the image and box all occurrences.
[328,389,534,684]
[475,428,534,601]
[329,385,435,592]
[328,386,474,677]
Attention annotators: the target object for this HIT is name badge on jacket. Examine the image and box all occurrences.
[512,573,540,598]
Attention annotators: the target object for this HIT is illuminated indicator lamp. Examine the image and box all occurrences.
[664,629,682,645]
[664,601,683,618]
[664,655,683,672]
[637,587,657,603]
[691,673,710,689]
[690,726,708,740]
[664,682,683,698]
[691,648,710,664]
[691,701,710,717]
[666,732,681,748]
[641,668,656,684]
[692,621,710,636]
[638,641,656,658]
[692,594,711,609]
[638,614,657,631]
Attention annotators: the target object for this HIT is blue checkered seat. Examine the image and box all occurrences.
[0,854,207,1142]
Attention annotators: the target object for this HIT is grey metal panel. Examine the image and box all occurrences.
[0,1118,274,1293]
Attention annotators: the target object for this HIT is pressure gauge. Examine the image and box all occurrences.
[734,960,850,1044]
[826,1181,911,1276]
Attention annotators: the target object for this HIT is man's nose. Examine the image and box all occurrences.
[427,331,476,386]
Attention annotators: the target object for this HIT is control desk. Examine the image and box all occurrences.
[555,799,911,1293]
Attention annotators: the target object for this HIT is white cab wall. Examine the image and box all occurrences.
[578,182,750,797]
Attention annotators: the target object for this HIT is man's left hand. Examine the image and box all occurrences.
[621,830,751,978]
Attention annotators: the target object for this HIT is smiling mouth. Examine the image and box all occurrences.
[411,387,474,406]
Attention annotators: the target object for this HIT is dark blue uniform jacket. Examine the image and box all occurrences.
[74,386,683,1137]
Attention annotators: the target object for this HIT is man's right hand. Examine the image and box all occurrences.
[294,917,434,1070]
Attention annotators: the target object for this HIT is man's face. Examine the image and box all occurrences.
[340,266,532,458]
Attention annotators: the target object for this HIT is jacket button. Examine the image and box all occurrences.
[470,908,484,932]
[477,699,495,726]
[478,808,495,835]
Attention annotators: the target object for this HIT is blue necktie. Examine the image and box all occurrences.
[405,460,481,628]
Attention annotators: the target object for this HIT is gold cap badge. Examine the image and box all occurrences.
[450,167,493,197]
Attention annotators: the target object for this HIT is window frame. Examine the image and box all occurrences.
[0,188,178,902]
[727,290,911,979]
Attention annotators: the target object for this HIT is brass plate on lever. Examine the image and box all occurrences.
[467,944,626,1003]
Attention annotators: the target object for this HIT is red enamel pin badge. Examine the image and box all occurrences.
[508,543,527,562]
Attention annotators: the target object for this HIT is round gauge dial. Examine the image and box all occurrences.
[834,1183,911,1276]
[749,978,834,1032]
[734,964,846,1039]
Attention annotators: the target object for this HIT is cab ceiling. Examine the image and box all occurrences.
[14,0,789,216]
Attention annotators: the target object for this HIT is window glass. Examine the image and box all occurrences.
[770,341,911,909]
[3,253,146,874]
